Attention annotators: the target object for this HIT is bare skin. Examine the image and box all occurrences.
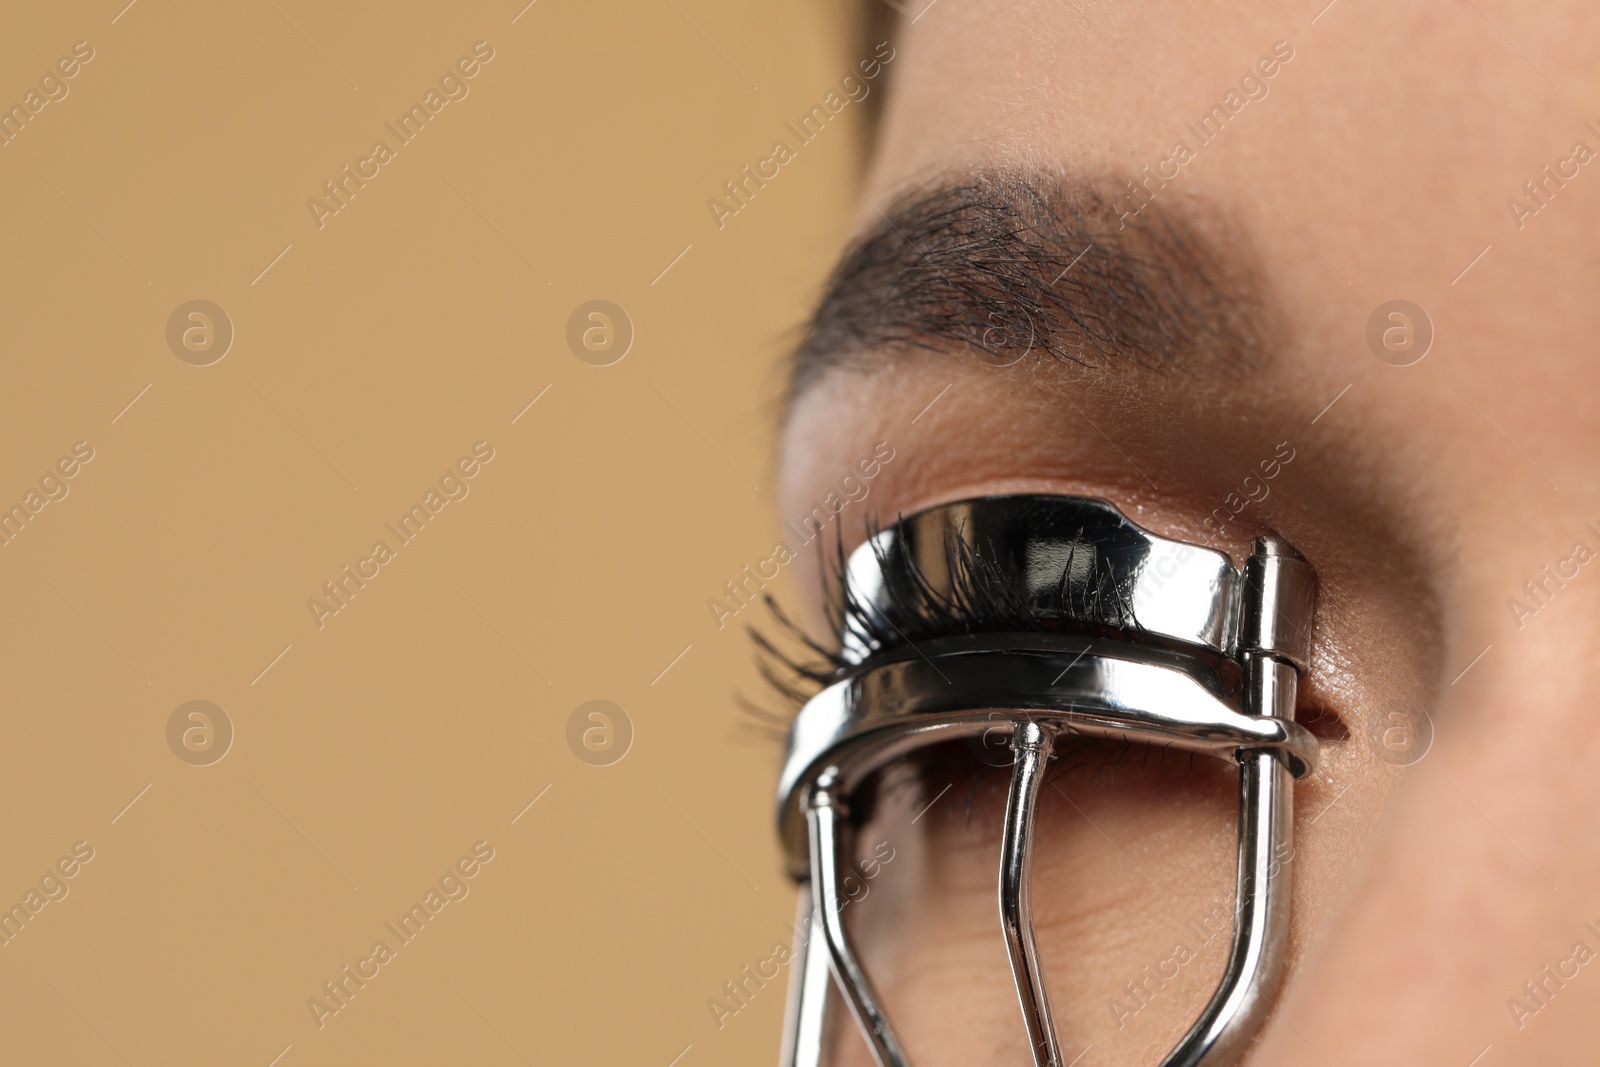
[779,2,1600,1064]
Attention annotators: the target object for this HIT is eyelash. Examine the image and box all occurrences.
[743,524,1237,816]
[744,521,1141,726]
[744,524,1349,754]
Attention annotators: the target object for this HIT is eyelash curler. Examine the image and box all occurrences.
[774,495,1318,1067]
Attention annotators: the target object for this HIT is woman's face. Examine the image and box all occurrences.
[780,2,1600,1064]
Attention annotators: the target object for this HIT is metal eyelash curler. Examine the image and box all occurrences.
[774,494,1318,1067]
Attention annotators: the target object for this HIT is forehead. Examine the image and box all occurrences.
[865,2,1527,185]
[789,0,1599,466]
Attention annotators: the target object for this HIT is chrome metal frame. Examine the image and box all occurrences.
[774,495,1318,1067]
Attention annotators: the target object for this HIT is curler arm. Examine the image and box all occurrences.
[808,787,910,1067]
[779,883,836,1067]
[999,720,1066,1067]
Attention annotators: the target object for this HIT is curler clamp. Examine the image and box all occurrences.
[774,495,1319,1067]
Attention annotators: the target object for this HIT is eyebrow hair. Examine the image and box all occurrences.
[789,169,1270,401]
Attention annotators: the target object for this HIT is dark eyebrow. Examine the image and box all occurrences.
[788,169,1270,401]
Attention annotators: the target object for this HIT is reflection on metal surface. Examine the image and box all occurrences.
[839,495,1241,664]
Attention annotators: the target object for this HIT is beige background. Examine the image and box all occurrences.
[0,1,866,1063]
